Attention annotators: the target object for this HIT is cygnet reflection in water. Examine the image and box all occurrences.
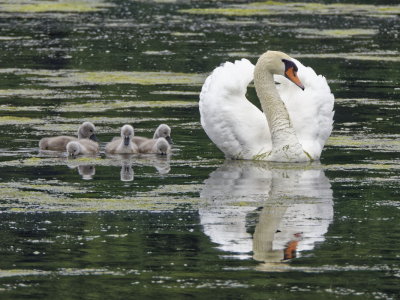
[65,165,96,180]
[199,160,333,269]
[120,160,134,182]
[102,154,171,181]
[78,165,96,180]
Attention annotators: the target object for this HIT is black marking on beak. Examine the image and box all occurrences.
[165,136,173,145]
[90,134,98,142]
[124,136,130,146]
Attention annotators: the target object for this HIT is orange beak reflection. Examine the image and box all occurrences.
[285,67,305,91]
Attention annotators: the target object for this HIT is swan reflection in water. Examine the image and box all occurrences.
[199,161,333,269]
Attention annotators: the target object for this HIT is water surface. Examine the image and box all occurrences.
[0,0,399,299]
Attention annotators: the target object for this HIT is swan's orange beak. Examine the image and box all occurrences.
[285,67,305,91]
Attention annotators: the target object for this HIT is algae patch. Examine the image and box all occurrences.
[294,53,400,62]
[0,116,45,125]
[0,68,206,87]
[297,29,378,38]
[0,185,200,212]
[34,70,205,87]
[180,2,400,17]
[327,135,400,152]
[56,100,198,112]
[0,88,100,99]
[0,1,114,13]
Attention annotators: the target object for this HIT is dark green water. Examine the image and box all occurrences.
[0,0,399,299]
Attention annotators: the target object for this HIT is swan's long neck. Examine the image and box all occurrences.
[254,62,307,161]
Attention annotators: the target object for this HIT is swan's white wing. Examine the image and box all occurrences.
[275,58,334,159]
[199,59,271,159]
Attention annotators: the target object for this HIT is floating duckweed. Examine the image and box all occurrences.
[0,184,201,212]
[0,116,45,125]
[56,100,198,112]
[0,69,205,86]
[0,104,44,112]
[150,90,199,96]
[0,88,100,99]
[0,1,114,13]
[75,71,205,86]
[142,50,175,56]
[171,32,205,37]
[327,136,400,152]
[179,8,271,16]
[0,36,30,40]
[297,29,378,38]
[180,2,400,17]
[1,182,87,194]
[31,70,205,86]
[294,53,400,62]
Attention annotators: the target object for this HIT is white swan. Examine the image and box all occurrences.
[199,51,334,162]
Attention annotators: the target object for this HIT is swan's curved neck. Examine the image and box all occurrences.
[254,63,307,160]
[254,69,294,145]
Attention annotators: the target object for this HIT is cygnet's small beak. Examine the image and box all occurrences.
[285,67,305,91]
[165,136,173,145]
[90,134,99,142]
[124,136,130,146]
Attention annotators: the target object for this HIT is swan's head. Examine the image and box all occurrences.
[155,138,170,155]
[257,51,304,90]
[78,122,98,141]
[154,124,172,144]
[120,124,134,146]
[67,141,81,157]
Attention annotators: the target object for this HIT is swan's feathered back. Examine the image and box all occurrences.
[200,59,271,159]
[275,58,334,159]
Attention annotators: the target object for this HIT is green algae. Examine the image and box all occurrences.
[150,90,199,96]
[326,136,400,153]
[0,88,99,99]
[30,70,205,87]
[56,100,198,112]
[0,104,44,112]
[0,185,200,212]
[179,8,271,16]
[0,68,205,88]
[171,32,205,37]
[180,2,400,17]
[294,53,400,62]
[2,181,88,194]
[0,116,45,125]
[0,1,114,13]
[72,71,205,86]
[297,29,378,38]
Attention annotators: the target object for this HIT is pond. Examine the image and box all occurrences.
[0,0,399,299]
